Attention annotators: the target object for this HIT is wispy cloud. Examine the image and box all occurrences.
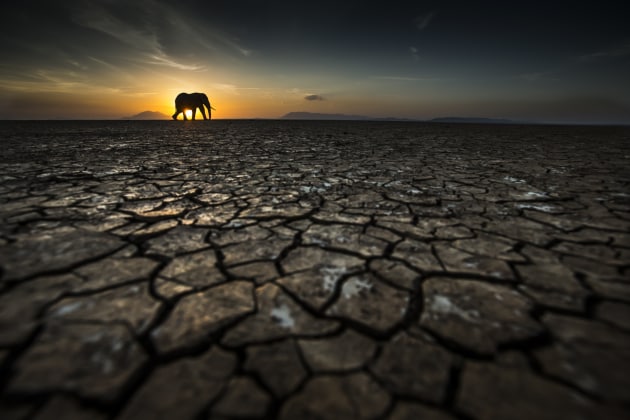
[579,42,630,61]
[0,68,145,95]
[304,94,324,101]
[372,76,443,82]
[211,83,262,94]
[73,3,203,71]
[71,0,251,72]
[513,71,558,82]
[147,55,204,71]
[87,56,120,72]
[409,46,420,61]
[212,83,238,92]
[159,6,253,58]
[414,12,436,31]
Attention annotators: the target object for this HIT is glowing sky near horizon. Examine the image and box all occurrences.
[0,0,629,123]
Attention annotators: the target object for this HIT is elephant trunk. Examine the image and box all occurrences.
[202,96,213,120]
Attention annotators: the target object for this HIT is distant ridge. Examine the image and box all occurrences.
[281,112,520,124]
[428,117,517,124]
[122,111,170,120]
[281,112,413,121]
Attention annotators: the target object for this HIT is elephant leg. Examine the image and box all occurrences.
[192,108,197,120]
[172,109,181,120]
[200,106,208,120]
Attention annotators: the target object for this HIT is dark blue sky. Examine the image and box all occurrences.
[0,0,628,122]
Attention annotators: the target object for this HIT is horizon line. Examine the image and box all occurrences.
[1,118,629,127]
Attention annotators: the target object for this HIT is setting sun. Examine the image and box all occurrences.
[184,109,193,119]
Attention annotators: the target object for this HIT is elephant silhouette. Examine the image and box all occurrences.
[172,92,215,120]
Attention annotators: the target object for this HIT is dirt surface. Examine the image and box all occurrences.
[1,120,629,419]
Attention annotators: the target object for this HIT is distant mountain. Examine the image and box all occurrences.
[280,112,521,124]
[428,117,517,124]
[122,111,170,120]
[281,112,413,121]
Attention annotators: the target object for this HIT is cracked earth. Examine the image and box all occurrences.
[1,120,629,419]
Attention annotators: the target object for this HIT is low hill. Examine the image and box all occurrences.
[281,112,521,124]
[281,112,413,121]
[122,111,170,120]
[428,117,517,124]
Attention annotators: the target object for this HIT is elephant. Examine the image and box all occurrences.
[172,92,215,120]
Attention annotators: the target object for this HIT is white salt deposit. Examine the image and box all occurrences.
[525,191,548,198]
[320,266,348,292]
[53,301,84,316]
[271,304,295,328]
[430,295,480,322]
[341,277,372,299]
[516,203,556,212]
[503,176,526,184]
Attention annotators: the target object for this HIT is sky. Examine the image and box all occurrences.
[0,0,629,123]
